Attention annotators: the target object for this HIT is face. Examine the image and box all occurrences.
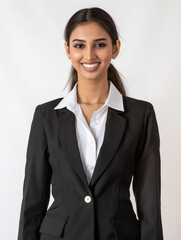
[64,21,121,82]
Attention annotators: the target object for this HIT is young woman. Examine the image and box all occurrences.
[17,7,164,240]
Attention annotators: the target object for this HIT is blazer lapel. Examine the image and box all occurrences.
[56,107,89,189]
[89,107,126,187]
[56,106,126,189]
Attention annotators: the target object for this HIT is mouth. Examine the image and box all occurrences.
[81,62,100,72]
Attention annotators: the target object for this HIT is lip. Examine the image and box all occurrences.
[81,62,100,64]
[81,62,100,72]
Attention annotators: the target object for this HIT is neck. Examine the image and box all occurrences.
[76,79,110,105]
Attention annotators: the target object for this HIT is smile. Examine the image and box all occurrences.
[81,63,100,72]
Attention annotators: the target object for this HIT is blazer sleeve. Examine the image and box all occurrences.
[132,103,164,240]
[17,105,52,240]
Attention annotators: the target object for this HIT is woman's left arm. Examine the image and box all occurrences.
[132,102,164,240]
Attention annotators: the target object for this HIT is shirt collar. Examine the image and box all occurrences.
[54,80,124,112]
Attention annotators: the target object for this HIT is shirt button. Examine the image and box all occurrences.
[84,196,91,203]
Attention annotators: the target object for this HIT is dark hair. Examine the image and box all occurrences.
[63,7,127,96]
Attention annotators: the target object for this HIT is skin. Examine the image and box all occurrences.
[64,21,121,125]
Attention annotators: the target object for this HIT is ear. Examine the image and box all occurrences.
[112,39,121,59]
[64,41,71,59]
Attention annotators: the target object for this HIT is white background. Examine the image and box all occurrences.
[0,0,181,239]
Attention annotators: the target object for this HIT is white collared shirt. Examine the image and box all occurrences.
[54,80,124,184]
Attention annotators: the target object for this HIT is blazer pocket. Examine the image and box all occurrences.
[39,213,69,237]
[110,217,140,239]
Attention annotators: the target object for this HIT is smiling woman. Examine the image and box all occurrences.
[17,7,164,240]
[63,8,126,99]
[67,22,117,77]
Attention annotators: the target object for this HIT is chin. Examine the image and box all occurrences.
[80,70,105,77]
[81,73,104,80]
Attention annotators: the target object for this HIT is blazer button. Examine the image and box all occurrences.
[84,196,91,203]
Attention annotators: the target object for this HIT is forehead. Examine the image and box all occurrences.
[70,21,111,40]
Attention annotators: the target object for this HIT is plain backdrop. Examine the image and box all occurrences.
[0,0,181,239]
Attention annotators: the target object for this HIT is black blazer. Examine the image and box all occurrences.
[17,95,164,240]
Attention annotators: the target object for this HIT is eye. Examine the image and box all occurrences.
[74,44,84,49]
[95,43,106,48]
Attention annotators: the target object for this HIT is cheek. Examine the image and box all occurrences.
[71,51,82,61]
[101,54,112,66]
[99,50,112,62]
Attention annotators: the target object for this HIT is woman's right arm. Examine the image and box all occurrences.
[17,105,52,240]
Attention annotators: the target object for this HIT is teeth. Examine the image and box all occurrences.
[82,63,99,68]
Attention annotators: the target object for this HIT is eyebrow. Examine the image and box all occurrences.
[72,38,108,43]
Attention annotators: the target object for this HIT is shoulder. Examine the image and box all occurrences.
[35,97,64,115]
[40,97,63,108]
[123,95,153,107]
[122,95,155,117]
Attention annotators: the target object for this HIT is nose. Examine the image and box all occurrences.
[85,46,96,60]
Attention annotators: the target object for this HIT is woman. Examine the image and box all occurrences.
[17,7,164,240]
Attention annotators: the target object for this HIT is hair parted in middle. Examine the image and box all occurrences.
[63,7,126,96]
